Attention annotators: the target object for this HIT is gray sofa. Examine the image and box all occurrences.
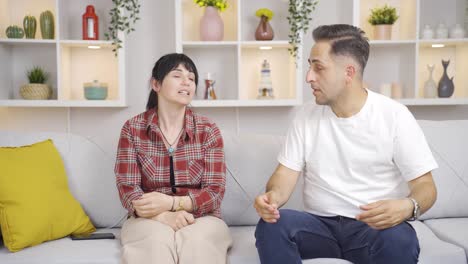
[1,120,467,264]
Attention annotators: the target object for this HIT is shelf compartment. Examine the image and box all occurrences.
[419,0,467,38]
[240,45,296,101]
[418,43,468,99]
[183,45,238,100]
[359,0,417,41]
[0,0,57,40]
[57,0,112,41]
[364,43,416,98]
[181,0,238,42]
[240,0,290,41]
[0,41,57,100]
[190,99,301,107]
[59,43,119,101]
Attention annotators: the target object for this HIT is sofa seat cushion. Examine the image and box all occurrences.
[424,218,468,261]
[0,229,120,264]
[410,221,467,264]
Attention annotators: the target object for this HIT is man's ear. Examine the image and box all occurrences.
[151,78,160,92]
[345,64,356,83]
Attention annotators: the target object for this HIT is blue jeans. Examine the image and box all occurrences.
[255,209,419,264]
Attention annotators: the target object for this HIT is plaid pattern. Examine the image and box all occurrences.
[115,108,226,218]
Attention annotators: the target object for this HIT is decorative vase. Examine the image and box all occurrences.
[23,15,37,39]
[424,64,437,98]
[449,24,465,39]
[438,60,455,98]
[5,25,24,39]
[40,10,55,39]
[421,24,434,39]
[255,16,274,41]
[436,23,448,39]
[199,6,223,41]
[374,25,392,40]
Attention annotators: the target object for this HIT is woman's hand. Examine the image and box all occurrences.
[132,191,172,218]
[154,211,196,231]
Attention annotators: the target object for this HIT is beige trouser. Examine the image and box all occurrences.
[120,215,232,264]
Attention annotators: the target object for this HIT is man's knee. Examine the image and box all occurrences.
[372,223,419,258]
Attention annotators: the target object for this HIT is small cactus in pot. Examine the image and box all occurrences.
[23,15,37,39]
[6,25,24,39]
[20,66,52,100]
[40,10,55,39]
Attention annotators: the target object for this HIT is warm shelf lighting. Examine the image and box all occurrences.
[88,45,101,49]
[431,44,445,48]
[259,46,272,50]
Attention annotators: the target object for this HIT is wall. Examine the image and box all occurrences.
[2,0,468,158]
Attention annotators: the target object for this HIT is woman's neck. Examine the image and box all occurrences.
[157,105,186,133]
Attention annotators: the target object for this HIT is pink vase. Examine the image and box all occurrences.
[200,6,224,41]
[255,16,274,41]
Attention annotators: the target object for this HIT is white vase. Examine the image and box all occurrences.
[424,64,437,98]
[449,24,465,39]
[421,25,434,39]
[436,23,448,39]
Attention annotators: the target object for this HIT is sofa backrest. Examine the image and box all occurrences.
[418,120,468,220]
[0,131,127,228]
[221,131,303,226]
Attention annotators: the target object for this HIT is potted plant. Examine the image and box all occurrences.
[287,0,319,62]
[367,4,399,40]
[193,0,228,41]
[20,66,52,100]
[255,8,274,41]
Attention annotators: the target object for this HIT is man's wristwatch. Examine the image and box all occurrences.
[407,197,420,221]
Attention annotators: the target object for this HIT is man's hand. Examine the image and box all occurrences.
[356,199,414,230]
[254,191,280,223]
[132,192,172,218]
[153,211,195,231]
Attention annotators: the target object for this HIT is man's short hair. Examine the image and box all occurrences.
[312,24,370,76]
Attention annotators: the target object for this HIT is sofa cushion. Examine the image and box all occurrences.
[424,218,468,261]
[221,131,303,226]
[418,120,468,220]
[0,140,95,252]
[410,220,467,264]
[0,131,127,228]
[0,228,120,264]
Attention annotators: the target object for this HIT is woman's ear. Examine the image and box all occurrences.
[151,78,161,92]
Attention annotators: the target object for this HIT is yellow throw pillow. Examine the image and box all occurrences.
[0,139,96,252]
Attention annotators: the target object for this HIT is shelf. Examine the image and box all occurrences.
[0,39,56,44]
[419,38,468,47]
[0,99,126,107]
[182,41,238,47]
[59,40,114,48]
[398,98,468,106]
[190,99,302,107]
[369,40,417,46]
[241,41,290,48]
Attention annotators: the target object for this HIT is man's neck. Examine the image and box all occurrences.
[330,84,368,118]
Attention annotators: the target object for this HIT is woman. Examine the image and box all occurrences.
[115,53,232,264]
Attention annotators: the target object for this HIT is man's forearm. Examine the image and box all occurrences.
[408,172,437,215]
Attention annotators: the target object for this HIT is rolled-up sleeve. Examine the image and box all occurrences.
[187,125,226,218]
[114,121,144,216]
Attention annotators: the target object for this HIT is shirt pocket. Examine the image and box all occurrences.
[137,153,168,183]
[187,159,204,186]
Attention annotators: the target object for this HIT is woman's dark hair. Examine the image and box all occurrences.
[312,24,369,77]
[146,53,199,110]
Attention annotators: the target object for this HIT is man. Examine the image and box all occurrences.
[254,24,437,264]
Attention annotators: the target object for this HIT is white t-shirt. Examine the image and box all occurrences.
[278,90,438,218]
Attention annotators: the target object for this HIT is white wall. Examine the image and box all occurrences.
[2,0,468,158]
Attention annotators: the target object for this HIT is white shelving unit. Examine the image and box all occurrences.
[175,0,303,107]
[0,0,126,107]
[353,0,468,105]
